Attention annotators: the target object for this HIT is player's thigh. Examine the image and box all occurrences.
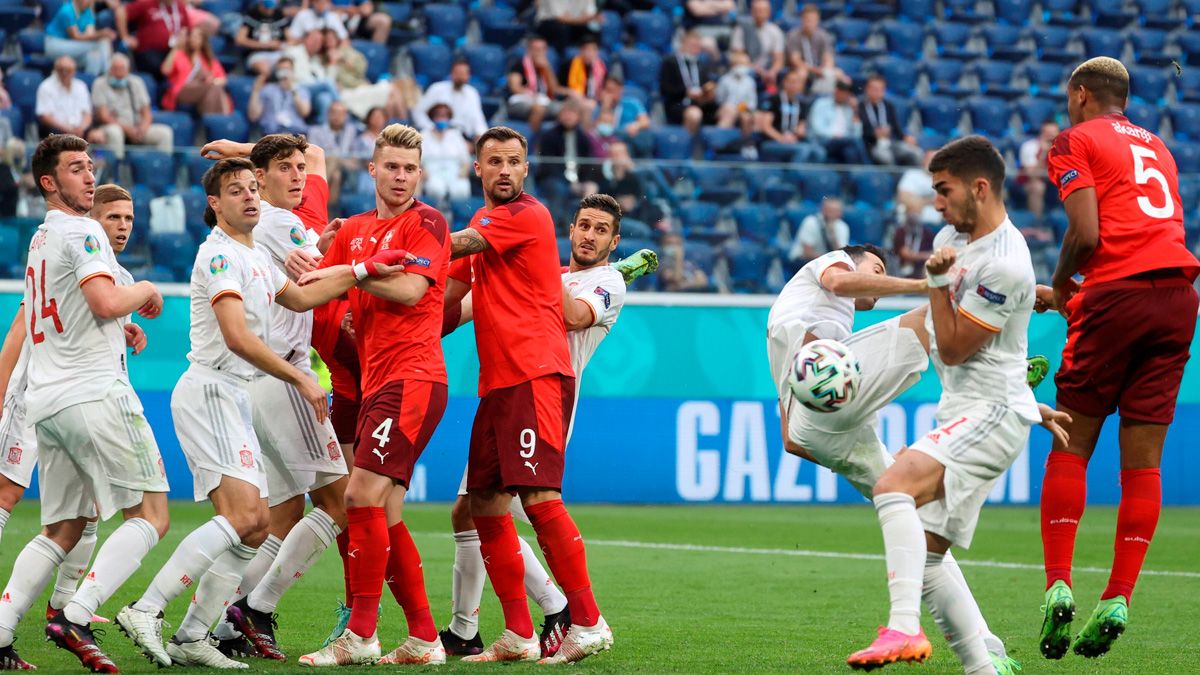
[1117,282,1199,425]
[0,400,37,491]
[34,419,97,527]
[353,380,447,488]
[832,318,928,425]
[171,371,267,502]
[250,372,346,474]
[1055,284,1143,419]
[467,390,504,494]
[494,375,575,491]
[766,319,810,401]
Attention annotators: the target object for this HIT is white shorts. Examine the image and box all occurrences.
[766,318,809,403]
[248,371,347,508]
[35,381,169,525]
[0,394,36,489]
[172,366,268,502]
[909,402,1033,549]
[784,318,929,497]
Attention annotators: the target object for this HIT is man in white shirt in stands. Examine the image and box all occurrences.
[789,196,849,267]
[413,59,490,142]
[36,57,93,138]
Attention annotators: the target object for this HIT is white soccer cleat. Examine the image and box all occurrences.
[538,617,613,665]
[115,604,171,668]
[461,629,540,663]
[297,629,381,667]
[166,636,249,669]
[378,635,447,665]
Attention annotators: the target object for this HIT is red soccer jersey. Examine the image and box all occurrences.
[321,201,450,398]
[468,192,573,396]
[1047,113,1200,286]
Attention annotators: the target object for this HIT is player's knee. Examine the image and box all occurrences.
[450,496,474,532]
[0,480,25,511]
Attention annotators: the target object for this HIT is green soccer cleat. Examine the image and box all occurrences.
[1039,580,1076,660]
[991,653,1022,675]
[1072,595,1128,658]
[612,248,659,285]
[322,601,352,648]
[1027,355,1050,389]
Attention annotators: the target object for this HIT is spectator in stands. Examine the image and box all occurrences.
[535,0,600,53]
[307,100,358,203]
[731,0,784,94]
[36,56,93,138]
[888,213,934,279]
[0,139,28,218]
[859,74,921,166]
[789,196,848,266]
[786,4,848,95]
[328,0,392,44]
[285,28,340,123]
[661,29,718,136]
[323,29,413,122]
[288,0,349,44]
[808,80,866,165]
[536,98,601,209]
[182,0,221,36]
[248,57,312,135]
[508,35,561,134]
[757,67,824,163]
[0,70,11,112]
[236,0,291,75]
[560,35,606,110]
[413,59,488,142]
[161,27,231,114]
[88,53,174,157]
[116,0,193,79]
[420,103,472,202]
[594,75,652,156]
[896,148,940,225]
[44,0,115,76]
[661,231,710,292]
[715,49,758,157]
[600,140,662,225]
[1019,120,1059,219]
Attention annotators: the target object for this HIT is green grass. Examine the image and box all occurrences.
[3,502,1199,673]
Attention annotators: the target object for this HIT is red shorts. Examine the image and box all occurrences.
[467,374,576,493]
[326,324,362,443]
[1057,269,1198,424]
[353,379,448,486]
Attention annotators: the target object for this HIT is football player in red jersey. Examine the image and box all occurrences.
[1036,56,1200,659]
[447,126,612,664]
[296,124,451,667]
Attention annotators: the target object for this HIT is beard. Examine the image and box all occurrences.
[571,247,607,267]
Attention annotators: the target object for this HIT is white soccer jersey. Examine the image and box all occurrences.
[256,199,321,365]
[563,265,626,384]
[23,211,128,424]
[186,226,290,380]
[925,220,1040,423]
[767,250,857,341]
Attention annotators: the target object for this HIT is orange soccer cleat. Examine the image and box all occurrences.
[847,626,933,671]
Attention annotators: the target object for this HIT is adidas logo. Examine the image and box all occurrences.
[293,572,303,579]
[181,574,194,587]
[1,592,10,603]
[86,572,96,581]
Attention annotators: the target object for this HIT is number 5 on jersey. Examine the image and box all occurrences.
[1131,146,1175,219]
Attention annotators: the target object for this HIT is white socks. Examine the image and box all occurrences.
[449,530,484,638]
[519,536,567,616]
[924,551,993,674]
[175,543,257,643]
[50,521,98,611]
[874,492,925,636]
[0,535,66,647]
[213,534,281,640]
[65,517,159,625]
[249,508,340,614]
[940,551,1005,658]
[0,507,10,545]
[133,516,239,615]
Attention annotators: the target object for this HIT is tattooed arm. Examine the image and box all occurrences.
[450,227,490,260]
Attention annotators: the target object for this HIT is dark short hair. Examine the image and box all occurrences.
[32,134,88,198]
[574,193,622,235]
[928,135,1006,197]
[604,74,624,87]
[843,244,887,266]
[202,157,256,228]
[865,74,886,87]
[475,125,528,157]
[451,57,470,68]
[249,133,308,170]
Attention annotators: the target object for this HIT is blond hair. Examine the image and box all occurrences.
[375,123,423,158]
[1069,57,1130,105]
[93,184,132,207]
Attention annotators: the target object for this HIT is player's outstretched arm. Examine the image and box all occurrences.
[1050,187,1098,310]
[0,306,26,403]
[212,294,329,422]
[277,265,358,312]
[199,139,255,160]
[562,286,598,331]
[81,276,163,320]
[450,227,490,260]
[358,272,431,306]
[820,266,927,299]
[924,247,995,366]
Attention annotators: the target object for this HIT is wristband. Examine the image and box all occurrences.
[353,262,369,281]
[357,248,413,281]
[927,272,952,288]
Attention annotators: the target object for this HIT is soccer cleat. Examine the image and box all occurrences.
[321,601,352,649]
[1038,579,1076,660]
[1027,355,1050,389]
[378,636,447,665]
[226,598,285,661]
[0,641,35,670]
[216,635,259,659]
[46,604,108,624]
[538,616,613,665]
[991,653,1022,675]
[166,636,248,669]
[539,608,571,658]
[846,626,932,670]
[115,604,171,668]
[297,629,380,666]
[612,249,659,284]
[438,628,484,657]
[1072,595,1128,658]
[461,629,540,663]
[44,613,119,673]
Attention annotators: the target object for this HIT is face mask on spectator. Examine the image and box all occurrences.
[109,76,129,88]
[275,68,292,81]
[433,119,450,131]
[596,123,615,137]
[262,0,278,8]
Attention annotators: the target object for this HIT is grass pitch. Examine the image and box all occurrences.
[3,502,1198,673]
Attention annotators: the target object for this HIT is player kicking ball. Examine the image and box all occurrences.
[115,158,406,669]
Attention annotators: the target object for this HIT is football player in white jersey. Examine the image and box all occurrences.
[847,137,1046,674]
[115,158,408,669]
[438,194,634,658]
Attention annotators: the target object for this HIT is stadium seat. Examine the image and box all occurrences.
[922,58,971,98]
[676,200,722,237]
[691,165,742,205]
[880,20,923,60]
[836,55,865,84]
[224,74,256,115]
[148,231,194,274]
[1179,68,1200,103]
[0,226,18,269]
[130,185,153,242]
[889,95,913,129]
[598,11,622,51]
[620,218,654,240]
[842,206,884,245]
[618,48,662,94]
[782,205,816,237]
[927,21,978,61]
[201,113,250,143]
[850,170,896,209]
[828,17,881,59]
[1172,142,1200,174]
[181,190,208,240]
[795,169,844,205]
[423,4,466,46]
[730,204,781,244]
[134,72,159,108]
[353,40,390,82]
[1178,174,1200,211]
[848,2,891,21]
[8,69,40,120]
[1171,104,1200,142]
[463,44,506,93]
[1128,66,1169,104]
[725,241,770,293]
[896,0,934,22]
[1080,28,1126,59]
[474,6,524,46]
[1007,209,1039,233]
[338,190,376,218]
[128,150,176,193]
[627,11,673,53]
[0,108,23,139]
[1027,24,1078,64]
[0,7,36,35]
[184,153,214,186]
[699,127,743,160]
[995,0,1033,24]
[1014,97,1058,134]
[871,57,918,97]
[1125,102,1162,135]
[979,24,1030,62]
[744,167,796,207]
[916,95,960,136]
[622,83,651,108]
[1178,31,1200,68]
[1091,0,1138,28]
[450,195,484,229]
[556,237,570,266]
[966,97,1012,139]
[18,28,44,61]
[1042,0,1086,26]
[1135,0,1179,30]
[653,125,693,161]
[972,60,1023,100]
[682,241,718,286]
[1023,61,1068,99]
[1128,29,1173,67]
[943,0,991,23]
[408,42,452,87]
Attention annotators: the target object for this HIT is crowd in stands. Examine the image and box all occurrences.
[2,0,1200,293]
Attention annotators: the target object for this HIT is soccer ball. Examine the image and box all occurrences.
[788,339,861,413]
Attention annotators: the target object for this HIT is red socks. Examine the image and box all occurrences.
[1103,468,1162,601]
[385,522,437,642]
[525,499,600,627]
[346,506,387,637]
[1040,451,1088,589]
[336,529,353,609]
[475,514,534,639]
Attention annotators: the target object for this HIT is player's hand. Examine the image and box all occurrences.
[1038,403,1072,449]
[1052,277,1081,319]
[286,247,322,279]
[340,310,355,339]
[124,323,148,354]
[136,281,163,318]
[297,376,330,424]
[297,265,341,286]
[199,139,245,160]
[315,218,343,254]
[925,247,957,276]
[1033,284,1056,313]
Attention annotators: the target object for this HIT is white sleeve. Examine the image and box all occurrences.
[572,271,626,329]
[270,262,291,298]
[35,81,53,117]
[956,259,1028,333]
[63,222,116,286]
[202,246,246,304]
[812,250,855,289]
[256,213,319,270]
[1018,139,1039,168]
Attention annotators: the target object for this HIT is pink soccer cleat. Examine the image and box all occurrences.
[847,626,932,671]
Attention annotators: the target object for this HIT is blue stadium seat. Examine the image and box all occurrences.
[850,170,896,209]
[1178,174,1200,210]
[1027,25,1079,64]
[745,167,796,207]
[626,11,673,53]
[691,165,742,205]
[223,74,256,117]
[943,0,991,23]
[1178,31,1200,67]
[836,55,865,82]
[795,169,844,205]
[973,60,1023,100]
[463,44,506,93]
[0,227,19,269]
[1125,101,1162,135]
[782,205,816,238]
[338,191,376,218]
[408,42,452,87]
[181,189,208,238]
[653,125,692,161]
[128,150,176,193]
[676,200,722,238]
[1091,0,1139,28]
[730,204,781,244]
[966,96,1012,139]
[450,195,484,228]
[829,17,882,59]
[889,95,913,129]
[897,0,934,22]
[620,218,654,240]
[1127,66,1169,105]
[556,237,571,266]
[1007,209,1039,233]
[8,69,40,120]
[927,21,978,61]
[619,48,661,94]
[880,20,923,60]
[0,8,37,35]
[599,10,622,51]
[1136,0,1178,29]
[1023,61,1068,99]
[1171,104,1200,142]
[916,95,960,136]
[353,40,389,82]
[918,130,947,149]
[995,0,1033,24]
[622,83,651,108]
[922,58,971,98]
[201,113,250,143]
[423,4,466,46]
[130,185,153,241]
[1080,28,1126,59]
[148,232,195,274]
[1014,97,1058,134]
[1129,29,1173,67]
[18,28,44,61]
[725,241,770,293]
[474,6,524,46]
[1042,0,1086,26]
[0,106,23,138]
[842,206,884,245]
[184,153,213,186]
[1179,68,1200,103]
[872,57,918,96]
[683,241,718,286]
[134,72,159,108]
[699,127,743,160]
[980,24,1030,62]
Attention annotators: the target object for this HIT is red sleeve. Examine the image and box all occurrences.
[180,0,193,27]
[124,0,152,22]
[321,220,351,268]
[1047,128,1096,202]
[294,175,330,234]
[211,56,227,79]
[448,257,472,284]
[398,210,449,285]
[475,204,535,254]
